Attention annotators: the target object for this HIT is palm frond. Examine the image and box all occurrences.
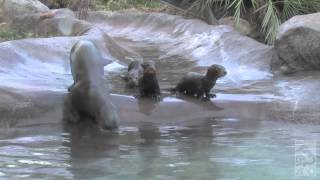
[230,0,245,26]
[261,0,280,44]
[188,0,320,44]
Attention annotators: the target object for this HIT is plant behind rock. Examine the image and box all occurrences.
[97,0,163,11]
[190,0,320,44]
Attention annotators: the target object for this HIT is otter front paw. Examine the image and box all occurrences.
[100,122,118,131]
[135,94,142,99]
[98,104,119,131]
[99,114,119,131]
[201,97,211,102]
[153,95,161,102]
[209,93,216,98]
[67,83,75,92]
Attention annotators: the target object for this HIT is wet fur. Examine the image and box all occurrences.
[138,61,160,99]
[63,40,119,130]
[126,60,143,88]
[174,64,227,101]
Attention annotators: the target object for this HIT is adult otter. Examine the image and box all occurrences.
[138,60,160,99]
[173,64,227,101]
[63,40,119,130]
[123,60,143,88]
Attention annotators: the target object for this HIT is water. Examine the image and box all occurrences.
[0,11,319,179]
[0,118,319,179]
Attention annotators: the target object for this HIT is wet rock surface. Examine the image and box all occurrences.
[88,11,274,82]
[0,0,49,31]
[273,12,320,74]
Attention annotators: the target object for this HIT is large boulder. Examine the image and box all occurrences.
[37,9,142,65]
[272,12,320,74]
[88,11,274,83]
[0,0,49,32]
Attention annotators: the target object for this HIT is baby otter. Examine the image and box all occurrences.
[138,60,160,99]
[124,60,143,88]
[173,64,227,101]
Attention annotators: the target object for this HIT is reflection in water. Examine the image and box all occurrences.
[137,98,159,115]
[136,122,160,178]
[0,117,319,179]
[0,125,72,179]
[63,122,119,179]
[173,95,224,111]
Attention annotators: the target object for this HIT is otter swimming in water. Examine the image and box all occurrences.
[63,40,119,130]
[173,64,227,101]
[138,60,160,99]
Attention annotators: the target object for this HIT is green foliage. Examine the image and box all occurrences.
[96,0,163,11]
[190,0,320,44]
[0,26,34,42]
[51,0,70,8]
[39,0,70,9]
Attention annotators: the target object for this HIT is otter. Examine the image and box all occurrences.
[173,64,227,101]
[123,60,143,88]
[63,40,119,130]
[138,60,160,99]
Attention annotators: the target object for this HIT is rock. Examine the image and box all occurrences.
[0,0,49,32]
[89,11,274,82]
[273,12,320,73]
[218,16,254,36]
[37,9,142,65]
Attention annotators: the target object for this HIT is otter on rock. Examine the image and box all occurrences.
[138,60,160,99]
[124,60,143,88]
[173,64,227,101]
[63,40,119,130]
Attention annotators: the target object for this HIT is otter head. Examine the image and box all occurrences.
[206,64,227,80]
[127,72,140,87]
[142,61,157,78]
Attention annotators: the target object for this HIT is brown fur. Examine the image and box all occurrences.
[125,60,143,88]
[63,40,119,130]
[174,64,227,101]
[138,61,160,99]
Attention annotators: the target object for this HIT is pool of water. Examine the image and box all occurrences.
[0,117,319,180]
